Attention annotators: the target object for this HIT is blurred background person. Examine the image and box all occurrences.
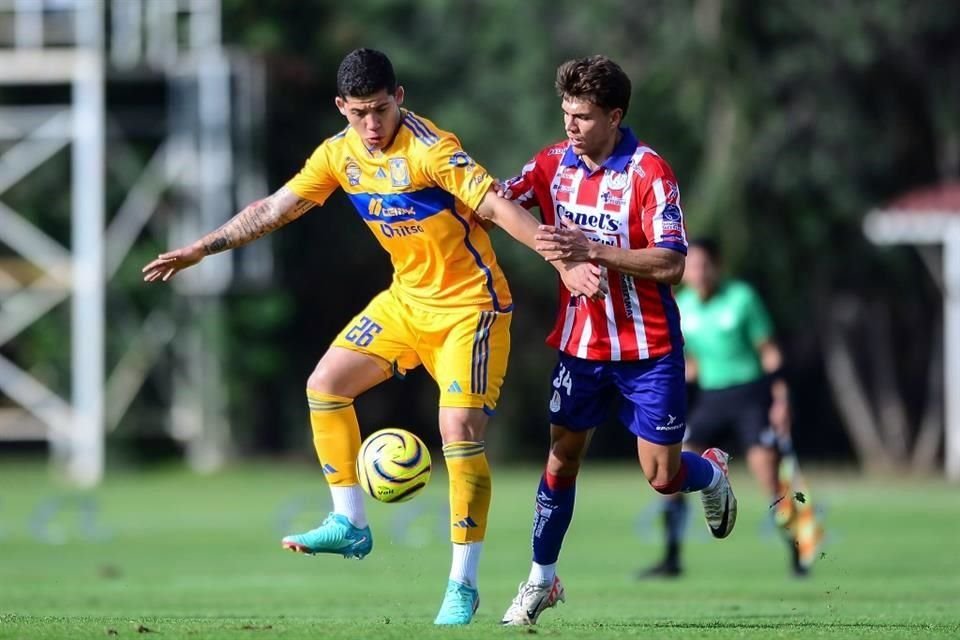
[637,238,821,579]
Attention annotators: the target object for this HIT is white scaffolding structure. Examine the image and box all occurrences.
[864,184,960,482]
[0,0,267,486]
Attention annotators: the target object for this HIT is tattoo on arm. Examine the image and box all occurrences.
[200,187,316,255]
[206,237,229,253]
[290,198,316,217]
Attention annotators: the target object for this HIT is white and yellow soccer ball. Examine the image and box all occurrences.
[356,428,432,503]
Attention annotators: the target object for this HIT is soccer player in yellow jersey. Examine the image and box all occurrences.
[142,48,602,625]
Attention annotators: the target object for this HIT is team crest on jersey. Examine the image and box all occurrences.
[601,173,629,212]
[345,159,362,186]
[389,158,410,187]
[607,171,629,190]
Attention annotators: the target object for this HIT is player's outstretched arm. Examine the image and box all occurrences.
[536,218,685,285]
[475,188,543,253]
[142,186,315,282]
[476,189,605,299]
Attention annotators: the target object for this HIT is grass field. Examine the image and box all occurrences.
[0,461,958,639]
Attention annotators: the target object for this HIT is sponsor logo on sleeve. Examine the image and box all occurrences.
[662,203,682,222]
[448,151,475,168]
[663,179,680,204]
[471,171,489,187]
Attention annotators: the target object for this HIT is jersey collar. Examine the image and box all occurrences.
[560,127,638,174]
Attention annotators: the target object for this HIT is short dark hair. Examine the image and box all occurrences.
[336,48,397,98]
[689,237,721,262]
[555,55,631,116]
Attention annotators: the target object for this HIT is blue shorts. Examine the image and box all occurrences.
[547,350,687,445]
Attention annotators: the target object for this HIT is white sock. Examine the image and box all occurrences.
[449,542,483,588]
[704,463,723,493]
[528,562,556,586]
[330,485,367,528]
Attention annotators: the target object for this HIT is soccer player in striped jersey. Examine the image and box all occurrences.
[494,56,738,626]
[142,48,602,626]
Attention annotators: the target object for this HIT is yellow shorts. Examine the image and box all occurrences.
[331,288,512,412]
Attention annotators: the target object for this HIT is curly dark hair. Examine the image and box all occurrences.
[555,55,631,116]
[336,48,397,98]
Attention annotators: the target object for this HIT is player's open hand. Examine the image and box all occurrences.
[556,260,607,300]
[142,244,205,282]
[536,217,595,262]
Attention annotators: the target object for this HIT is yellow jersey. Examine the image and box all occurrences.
[286,109,513,313]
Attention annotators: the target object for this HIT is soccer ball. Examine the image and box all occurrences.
[356,428,432,503]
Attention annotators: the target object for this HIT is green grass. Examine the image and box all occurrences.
[0,461,958,639]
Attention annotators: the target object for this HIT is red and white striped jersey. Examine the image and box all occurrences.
[503,128,686,361]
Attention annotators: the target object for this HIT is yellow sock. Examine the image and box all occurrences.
[307,389,360,486]
[443,441,491,543]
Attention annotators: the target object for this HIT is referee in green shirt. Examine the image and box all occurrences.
[639,238,804,577]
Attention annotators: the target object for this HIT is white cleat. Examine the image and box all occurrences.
[701,448,738,539]
[501,575,566,626]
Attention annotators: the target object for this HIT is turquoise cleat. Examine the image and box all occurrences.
[434,579,479,625]
[281,513,372,559]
